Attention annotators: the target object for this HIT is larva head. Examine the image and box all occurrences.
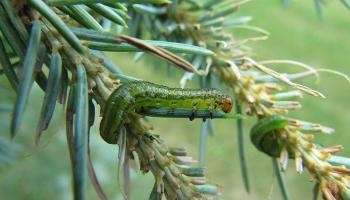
[219,96,233,113]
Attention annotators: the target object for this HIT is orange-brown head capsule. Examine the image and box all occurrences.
[221,96,233,113]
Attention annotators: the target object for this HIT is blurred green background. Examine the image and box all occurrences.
[1,1,350,199]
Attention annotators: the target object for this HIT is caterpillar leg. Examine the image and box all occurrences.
[209,111,213,119]
[189,110,195,121]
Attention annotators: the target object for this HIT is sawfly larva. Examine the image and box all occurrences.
[100,81,233,144]
[250,115,289,157]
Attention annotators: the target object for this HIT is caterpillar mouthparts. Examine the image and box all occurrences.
[100,81,233,144]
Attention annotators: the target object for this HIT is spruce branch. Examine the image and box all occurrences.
[0,0,224,199]
[1,0,350,199]
[128,0,350,199]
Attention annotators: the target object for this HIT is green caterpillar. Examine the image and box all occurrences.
[250,115,289,157]
[100,81,233,144]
